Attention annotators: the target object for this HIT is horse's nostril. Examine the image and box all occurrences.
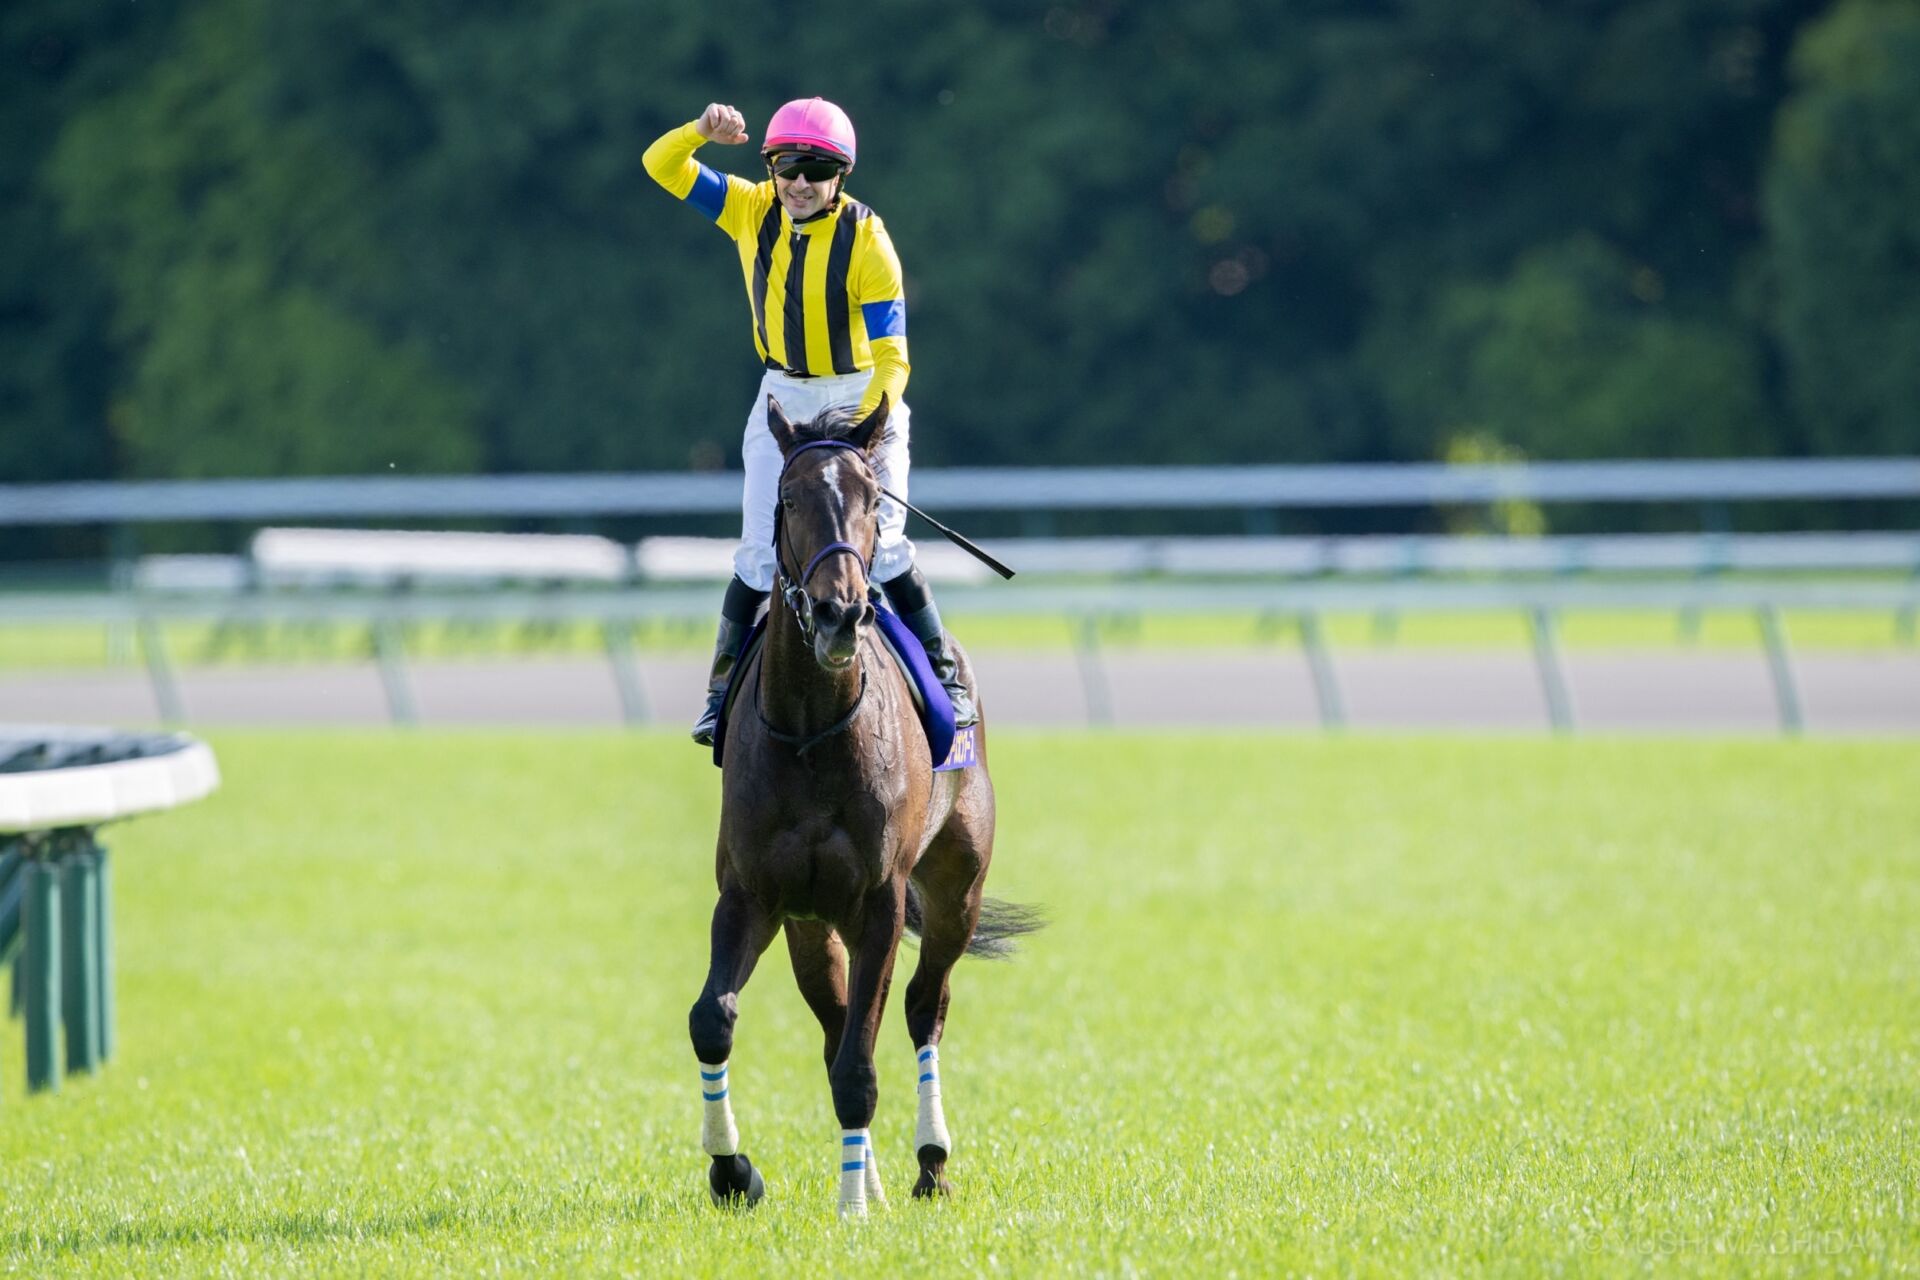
[812,597,870,638]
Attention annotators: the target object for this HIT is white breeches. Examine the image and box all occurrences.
[733,368,915,592]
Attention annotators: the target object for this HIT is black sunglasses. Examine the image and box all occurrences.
[769,154,847,183]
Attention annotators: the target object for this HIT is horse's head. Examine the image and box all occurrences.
[767,392,891,671]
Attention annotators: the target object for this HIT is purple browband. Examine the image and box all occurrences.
[780,439,864,472]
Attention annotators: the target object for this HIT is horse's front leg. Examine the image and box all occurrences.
[689,879,779,1206]
[829,876,907,1216]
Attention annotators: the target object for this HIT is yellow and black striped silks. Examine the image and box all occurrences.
[644,121,909,417]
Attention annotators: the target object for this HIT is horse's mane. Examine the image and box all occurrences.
[791,405,891,450]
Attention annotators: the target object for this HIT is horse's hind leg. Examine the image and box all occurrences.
[902,821,991,1199]
[690,881,779,1206]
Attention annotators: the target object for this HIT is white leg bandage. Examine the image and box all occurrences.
[863,1133,886,1206]
[838,1128,873,1216]
[915,1043,952,1155]
[699,1061,739,1157]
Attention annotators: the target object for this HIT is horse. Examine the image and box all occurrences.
[688,392,1041,1215]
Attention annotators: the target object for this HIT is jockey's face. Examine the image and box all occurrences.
[768,154,844,222]
[775,171,838,220]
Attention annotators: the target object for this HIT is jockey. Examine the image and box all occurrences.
[644,98,976,746]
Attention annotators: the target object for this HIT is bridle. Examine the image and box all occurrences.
[761,438,874,755]
[772,439,874,646]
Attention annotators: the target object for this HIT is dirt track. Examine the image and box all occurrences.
[4,649,1917,734]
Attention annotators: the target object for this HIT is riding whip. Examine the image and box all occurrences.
[879,486,1016,579]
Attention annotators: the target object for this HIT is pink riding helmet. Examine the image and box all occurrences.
[762,97,857,169]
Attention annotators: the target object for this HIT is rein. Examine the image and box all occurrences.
[763,438,873,754]
[758,662,868,757]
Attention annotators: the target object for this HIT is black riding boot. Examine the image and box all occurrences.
[692,577,769,747]
[882,565,977,727]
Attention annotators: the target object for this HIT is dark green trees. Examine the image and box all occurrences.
[4,0,1912,487]
[1765,0,1920,456]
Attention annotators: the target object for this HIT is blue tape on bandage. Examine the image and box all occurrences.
[917,1047,935,1062]
[918,1072,935,1083]
[861,299,906,340]
[685,164,727,221]
[700,1068,726,1081]
[702,1089,727,1102]
[841,1160,865,1172]
[842,1135,865,1146]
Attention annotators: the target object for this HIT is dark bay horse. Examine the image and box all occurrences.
[690,393,1040,1215]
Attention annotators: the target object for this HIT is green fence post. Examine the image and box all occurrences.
[602,620,650,725]
[373,616,418,725]
[106,529,138,667]
[106,621,135,668]
[22,849,61,1093]
[1,842,23,1053]
[59,836,102,1076]
[1298,611,1345,730]
[0,840,22,956]
[1757,606,1804,735]
[1529,607,1576,734]
[94,841,115,1062]
[1071,616,1112,726]
[138,614,186,725]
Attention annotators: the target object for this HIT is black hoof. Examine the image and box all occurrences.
[912,1143,952,1200]
[708,1153,766,1207]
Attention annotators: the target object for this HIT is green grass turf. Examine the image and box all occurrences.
[1,733,1914,1276]
[1,605,1912,670]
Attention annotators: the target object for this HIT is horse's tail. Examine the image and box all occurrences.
[904,882,1047,960]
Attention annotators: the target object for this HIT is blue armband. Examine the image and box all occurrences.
[861,299,906,340]
[685,164,727,222]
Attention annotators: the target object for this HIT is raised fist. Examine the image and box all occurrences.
[696,103,750,145]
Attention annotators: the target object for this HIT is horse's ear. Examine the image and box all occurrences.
[847,392,890,457]
[766,395,797,453]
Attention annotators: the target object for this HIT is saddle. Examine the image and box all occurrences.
[710,597,977,772]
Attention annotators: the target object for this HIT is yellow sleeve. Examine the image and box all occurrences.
[853,215,910,416]
[642,121,758,238]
